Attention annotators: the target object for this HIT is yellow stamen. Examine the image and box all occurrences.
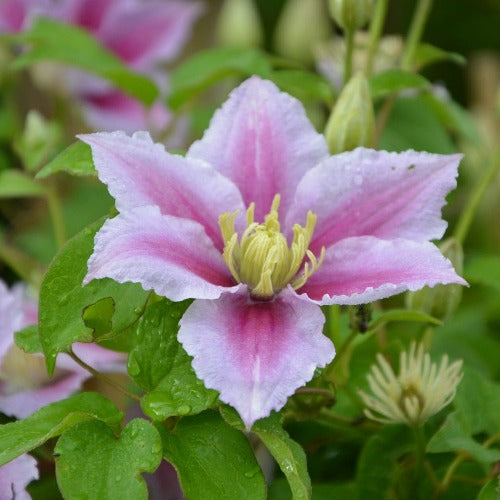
[218,194,325,300]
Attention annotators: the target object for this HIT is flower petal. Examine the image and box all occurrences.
[286,148,462,252]
[0,454,38,500]
[0,372,87,419]
[98,0,203,69]
[79,131,245,250]
[187,76,329,221]
[297,236,467,305]
[0,281,23,360]
[85,206,239,301]
[178,290,335,428]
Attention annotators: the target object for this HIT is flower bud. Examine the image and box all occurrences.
[216,0,263,48]
[328,0,373,32]
[324,72,375,153]
[406,238,464,320]
[274,0,331,65]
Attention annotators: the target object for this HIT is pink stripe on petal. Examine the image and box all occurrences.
[0,454,38,500]
[85,206,239,301]
[187,77,329,222]
[287,148,462,252]
[79,131,244,250]
[178,290,335,428]
[297,236,467,305]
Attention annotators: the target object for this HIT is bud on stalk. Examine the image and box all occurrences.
[324,73,375,153]
[328,0,373,31]
[216,0,263,48]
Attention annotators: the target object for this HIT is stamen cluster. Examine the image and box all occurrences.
[219,194,325,299]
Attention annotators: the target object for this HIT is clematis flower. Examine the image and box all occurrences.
[81,76,466,427]
[0,454,38,500]
[0,279,125,419]
[0,0,202,134]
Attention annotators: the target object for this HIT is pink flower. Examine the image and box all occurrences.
[0,279,125,419]
[0,0,202,133]
[0,454,38,500]
[81,76,466,427]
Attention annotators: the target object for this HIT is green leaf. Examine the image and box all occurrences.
[0,392,122,466]
[356,426,413,500]
[55,418,162,500]
[0,169,45,198]
[464,255,500,290]
[159,411,266,500]
[253,413,311,500]
[36,141,95,179]
[415,43,466,69]
[128,299,217,420]
[14,18,157,105]
[369,69,430,99]
[367,309,442,332]
[38,218,150,374]
[14,324,42,353]
[168,47,272,110]
[269,70,334,104]
[477,478,499,500]
[379,95,456,154]
[82,296,115,338]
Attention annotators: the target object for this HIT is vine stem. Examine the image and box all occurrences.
[68,350,141,402]
[365,0,389,76]
[454,150,500,244]
[400,0,434,71]
[412,425,426,484]
[44,185,67,249]
[344,28,355,84]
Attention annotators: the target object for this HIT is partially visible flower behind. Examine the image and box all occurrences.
[0,279,125,419]
[0,454,38,500]
[80,77,465,428]
[359,343,463,426]
[0,0,202,134]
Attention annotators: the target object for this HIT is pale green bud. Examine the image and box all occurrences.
[13,110,62,172]
[406,238,464,320]
[274,0,331,65]
[328,0,373,31]
[324,73,375,153]
[216,0,263,48]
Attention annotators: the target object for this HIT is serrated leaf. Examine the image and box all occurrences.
[128,299,217,420]
[159,410,266,500]
[0,169,45,198]
[367,308,441,332]
[14,324,42,353]
[464,255,500,290]
[415,43,466,69]
[168,47,272,110]
[0,392,123,466]
[14,18,158,105]
[55,418,162,500]
[369,70,430,99]
[269,70,334,104]
[38,218,149,374]
[36,141,95,179]
[253,413,311,500]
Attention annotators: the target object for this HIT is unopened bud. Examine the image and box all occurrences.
[274,0,331,65]
[216,0,263,48]
[324,73,374,153]
[406,238,464,320]
[328,0,373,31]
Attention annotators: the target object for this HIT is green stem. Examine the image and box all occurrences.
[344,28,355,84]
[324,304,342,345]
[365,0,390,76]
[412,425,426,484]
[400,0,434,71]
[68,350,141,402]
[454,151,500,244]
[0,242,43,287]
[440,452,468,491]
[45,185,67,249]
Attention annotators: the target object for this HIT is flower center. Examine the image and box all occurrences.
[219,194,325,300]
